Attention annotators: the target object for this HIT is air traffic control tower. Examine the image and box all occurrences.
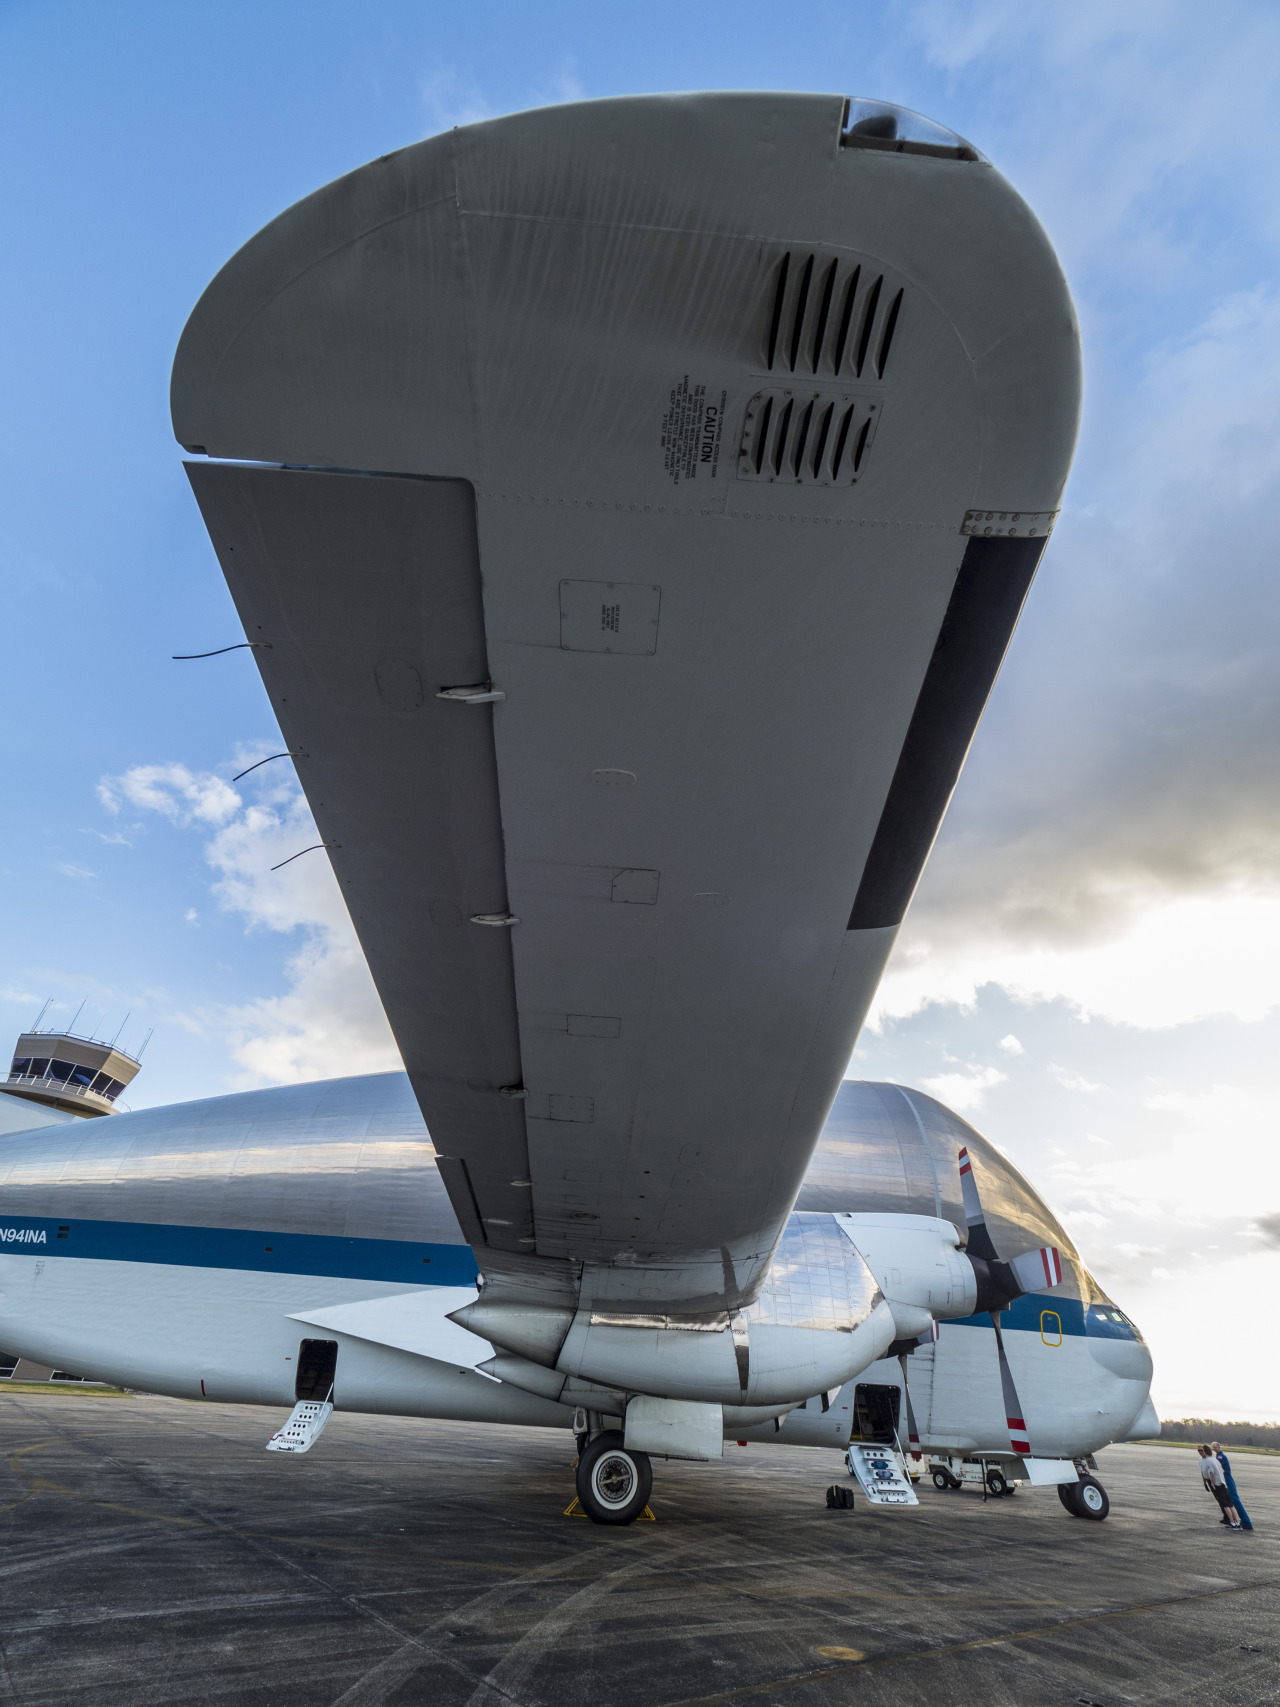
[2,1028,141,1120]
[0,1027,142,1381]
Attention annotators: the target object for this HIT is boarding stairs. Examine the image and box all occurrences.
[266,1394,334,1454]
[845,1439,918,1507]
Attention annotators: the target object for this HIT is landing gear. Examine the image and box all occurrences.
[575,1430,653,1525]
[1059,1474,1109,1520]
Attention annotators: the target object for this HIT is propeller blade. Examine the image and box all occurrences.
[1008,1244,1064,1292]
[957,1145,1000,1262]
[958,1147,1051,1459]
[897,1352,923,1461]
[991,1312,1031,1457]
[957,1147,1065,1306]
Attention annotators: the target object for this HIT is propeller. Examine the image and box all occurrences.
[896,1349,924,1464]
[957,1145,1064,1461]
[958,1145,1063,1311]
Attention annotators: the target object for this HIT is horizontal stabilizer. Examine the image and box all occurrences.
[289,1287,486,1367]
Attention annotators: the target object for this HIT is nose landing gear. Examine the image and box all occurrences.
[1059,1473,1109,1520]
[575,1430,653,1525]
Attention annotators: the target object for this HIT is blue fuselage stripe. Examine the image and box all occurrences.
[0,1216,479,1285]
[947,1294,1087,1334]
[943,1294,1141,1340]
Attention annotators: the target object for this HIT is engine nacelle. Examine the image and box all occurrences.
[834,1212,978,1335]
[557,1302,897,1407]
[450,1293,897,1407]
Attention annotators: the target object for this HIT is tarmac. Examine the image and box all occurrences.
[0,1392,1276,1707]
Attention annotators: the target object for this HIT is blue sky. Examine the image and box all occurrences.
[3,0,1280,1418]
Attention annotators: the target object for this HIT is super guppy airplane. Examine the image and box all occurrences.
[0,92,1155,1523]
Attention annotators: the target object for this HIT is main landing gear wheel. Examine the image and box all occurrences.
[1061,1475,1109,1520]
[575,1431,653,1526]
[985,1468,1010,1498]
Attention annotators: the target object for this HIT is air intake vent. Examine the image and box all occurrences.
[736,389,883,486]
[763,253,903,381]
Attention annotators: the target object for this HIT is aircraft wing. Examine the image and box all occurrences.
[175,93,1079,1314]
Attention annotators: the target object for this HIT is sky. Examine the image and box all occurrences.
[2,0,1279,1421]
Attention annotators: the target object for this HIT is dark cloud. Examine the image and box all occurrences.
[883,7,1280,963]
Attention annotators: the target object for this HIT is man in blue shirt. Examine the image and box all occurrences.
[1213,1442,1253,1531]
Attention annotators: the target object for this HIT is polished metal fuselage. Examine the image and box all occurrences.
[0,1074,1152,1456]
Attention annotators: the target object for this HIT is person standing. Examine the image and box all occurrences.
[1198,1445,1242,1530]
[1212,1442,1253,1531]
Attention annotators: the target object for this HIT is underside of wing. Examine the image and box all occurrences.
[174,92,1080,1317]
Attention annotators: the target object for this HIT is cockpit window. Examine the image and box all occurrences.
[841,99,987,164]
[1086,1303,1144,1342]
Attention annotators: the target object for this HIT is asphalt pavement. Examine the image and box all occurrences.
[0,1392,1276,1706]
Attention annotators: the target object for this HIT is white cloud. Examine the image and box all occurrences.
[99,763,239,828]
[104,763,400,1088]
[420,68,492,133]
[874,891,1280,1032]
[527,58,585,108]
[1119,1250,1280,1422]
[1048,1064,1101,1093]
[920,1064,1006,1112]
[55,862,96,880]
[998,1033,1024,1055]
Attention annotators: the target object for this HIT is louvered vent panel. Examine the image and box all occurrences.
[762,252,904,381]
[736,389,883,486]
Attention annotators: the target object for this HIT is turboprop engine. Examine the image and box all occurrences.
[831,1207,1064,1339]
[451,1212,898,1408]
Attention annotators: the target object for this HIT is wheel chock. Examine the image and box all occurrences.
[562,1497,657,1521]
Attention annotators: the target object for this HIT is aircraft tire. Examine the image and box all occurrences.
[1057,1481,1075,1510]
[1064,1475,1109,1520]
[575,1431,652,1525]
[985,1468,1010,1498]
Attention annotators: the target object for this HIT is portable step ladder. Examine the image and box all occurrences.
[845,1439,919,1507]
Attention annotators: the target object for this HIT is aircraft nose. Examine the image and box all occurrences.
[1085,1337,1153,1382]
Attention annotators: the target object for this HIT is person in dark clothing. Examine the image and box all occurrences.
[1212,1442,1253,1531]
